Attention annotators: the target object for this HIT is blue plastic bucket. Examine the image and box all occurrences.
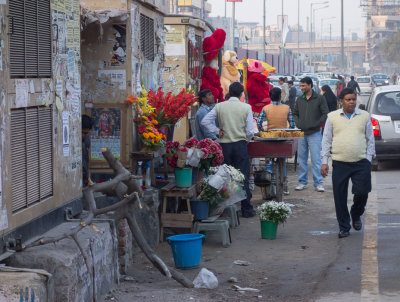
[167,233,205,269]
[190,200,209,221]
[174,168,192,188]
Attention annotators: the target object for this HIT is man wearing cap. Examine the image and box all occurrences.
[195,89,218,141]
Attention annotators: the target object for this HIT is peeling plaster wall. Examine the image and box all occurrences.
[0,2,82,232]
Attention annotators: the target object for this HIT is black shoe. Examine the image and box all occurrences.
[242,210,256,218]
[352,218,362,231]
[338,230,350,238]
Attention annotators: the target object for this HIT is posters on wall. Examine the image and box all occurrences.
[111,24,126,66]
[165,29,185,56]
[15,79,29,108]
[62,111,70,156]
[90,108,121,161]
[98,70,126,90]
[0,132,7,231]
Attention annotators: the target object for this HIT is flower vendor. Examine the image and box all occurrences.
[195,89,219,141]
[201,82,256,218]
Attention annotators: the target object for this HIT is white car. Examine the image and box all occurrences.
[359,85,400,170]
[319,79,338,93]
[357,76,373,95]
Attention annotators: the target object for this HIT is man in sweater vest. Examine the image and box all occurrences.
[201,82,256,218]
[321,88,375,238]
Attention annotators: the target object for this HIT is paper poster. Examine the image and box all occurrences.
[73,0,80,17]
[56,76,63,98]
[98,70,126,90]
[65,0,72,15]
[73,21,80,48]
[15,79,29,108]
[90,108,121,160]
[71,86,80,117]
[110,24,126,66]
[165,30,185,56]
[67,50,75,77]
[62,111,70,156]
[0,207,8,231]
[67,21,74,48]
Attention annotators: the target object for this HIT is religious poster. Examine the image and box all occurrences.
[90,108,121,160]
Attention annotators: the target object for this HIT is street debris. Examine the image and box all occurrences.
[193,268,219,289]
[233,260,251,266]
[231,285,260,293]
[228,277,238,283]
[120,275,136,282]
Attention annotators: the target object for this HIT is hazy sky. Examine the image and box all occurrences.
[207,0,366,38]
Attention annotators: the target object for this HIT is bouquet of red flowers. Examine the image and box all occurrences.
[197,138,224,174]
[147,88,196,127]
[165,141,188,169]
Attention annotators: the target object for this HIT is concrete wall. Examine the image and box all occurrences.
[0,1,82,233]
[7,222,118,302]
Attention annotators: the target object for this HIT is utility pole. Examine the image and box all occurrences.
[225,0,227,18]
[297,0,300,58]
[263,0,266,61]
[341,0,345,71]
[231,1,235,50]
[281,0,284,73]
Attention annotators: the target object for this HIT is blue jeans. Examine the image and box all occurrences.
[298,131,323,187]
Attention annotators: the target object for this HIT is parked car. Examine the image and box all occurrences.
[293,81,302,97]
[357,76,373,95]
[359,85,400,170]
[371,74,389,87]
[319,79,338,93]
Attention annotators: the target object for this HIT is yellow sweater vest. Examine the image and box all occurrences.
[328,110,369,162]
[263,104,290,130]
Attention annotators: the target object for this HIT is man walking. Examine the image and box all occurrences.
[293,77,329,192]
[279,77,289,104]
[194,89,218,140]
[321,88,375,238]
[346,76,361,95]
[202,82,256,217]
[287,80,297,111]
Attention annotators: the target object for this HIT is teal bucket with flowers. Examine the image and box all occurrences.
[174,167,192,187]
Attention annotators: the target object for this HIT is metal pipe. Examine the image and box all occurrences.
[231,2,235,50]
[341,0,345,71]
[263,0,266,61]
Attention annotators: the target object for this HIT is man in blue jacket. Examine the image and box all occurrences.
[194,89,218,140]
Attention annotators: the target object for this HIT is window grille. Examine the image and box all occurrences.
[140,14,155,61]
[9,0,52,78]
[11,106,53,213]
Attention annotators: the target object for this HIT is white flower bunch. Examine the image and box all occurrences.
[208,164,245,184]
[256,201,292,224]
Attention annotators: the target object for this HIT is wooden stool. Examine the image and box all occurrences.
[160,182,197,242]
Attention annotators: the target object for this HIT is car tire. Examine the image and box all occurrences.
[371,159,378,171]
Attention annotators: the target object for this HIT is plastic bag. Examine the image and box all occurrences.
[210,182,247,216]
[193,268,218,289]
[187,148,204,167]
[208,174,225,190]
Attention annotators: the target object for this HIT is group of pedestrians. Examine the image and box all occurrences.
[194,77,375,238]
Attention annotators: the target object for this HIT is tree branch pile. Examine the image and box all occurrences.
[23,148,193,302]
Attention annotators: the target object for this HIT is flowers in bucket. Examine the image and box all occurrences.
[147,87,196,127]
[127,89,166,147]
[256,201,292,224]
[199,165,247,216]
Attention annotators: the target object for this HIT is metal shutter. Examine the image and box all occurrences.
[140,14,154,61]
[11,106,53,213]
[9,0,51,78]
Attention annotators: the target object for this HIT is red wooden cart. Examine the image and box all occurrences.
[248,139,299,202]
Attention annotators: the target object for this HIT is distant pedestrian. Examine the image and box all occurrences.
[266,78,274,90]
[346,76,361,95]
[321,88,375,238]
[321,85,338,112]
[287,80,297,111]
[194,89,218,141]
[279,77,289,104]
[392,72,397,85]
[82,115,93,187]
[335,75,346,98]
[293,77,329,192]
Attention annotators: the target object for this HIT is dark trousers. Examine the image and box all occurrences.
[221,140,253,214]
[332,159,371,232]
